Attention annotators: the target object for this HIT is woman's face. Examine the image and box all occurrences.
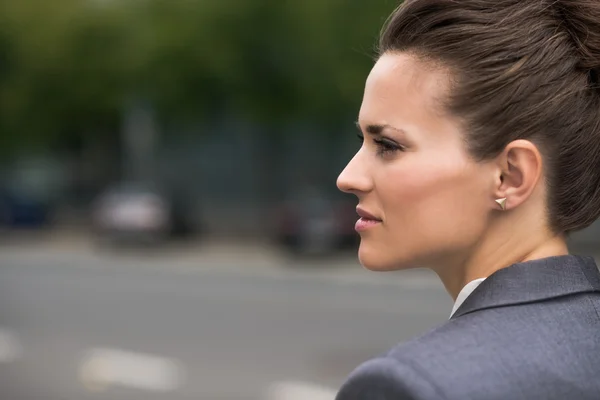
[337,52,496,271]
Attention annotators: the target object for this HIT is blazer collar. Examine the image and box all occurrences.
[451,255,600,319]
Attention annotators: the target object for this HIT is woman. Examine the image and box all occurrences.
[335,0,600,399]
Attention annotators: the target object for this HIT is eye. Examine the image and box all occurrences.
[374,137,403,156]
[356,132,364,143]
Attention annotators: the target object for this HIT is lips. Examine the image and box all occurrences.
[355,206,382,232]
[356,207,382,222]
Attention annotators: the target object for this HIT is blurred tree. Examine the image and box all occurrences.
[0,0,127,158]
[0,0,398,160]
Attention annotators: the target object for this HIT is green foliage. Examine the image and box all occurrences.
[0,0,398,153]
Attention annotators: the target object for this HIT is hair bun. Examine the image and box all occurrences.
[555,0,600,71]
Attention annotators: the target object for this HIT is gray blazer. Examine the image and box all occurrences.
[336,255,600,400]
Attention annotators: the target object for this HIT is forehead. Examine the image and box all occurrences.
[360,52,450,123]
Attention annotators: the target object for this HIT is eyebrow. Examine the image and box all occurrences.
[355,121,403,135]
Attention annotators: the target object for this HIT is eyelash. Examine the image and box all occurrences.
[356,133,403,156]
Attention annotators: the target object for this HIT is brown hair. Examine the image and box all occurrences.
[379,0,600,233]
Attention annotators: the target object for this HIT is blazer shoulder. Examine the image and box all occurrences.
[335,356,445,400]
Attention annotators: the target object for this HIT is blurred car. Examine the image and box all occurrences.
[0,158,64,229]
[91,181,197,246]
[0,186,52,228]
[273,186,358,256]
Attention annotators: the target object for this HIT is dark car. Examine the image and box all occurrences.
[0,167,58,229]
[273,186,358,256]
[0,187,52,228]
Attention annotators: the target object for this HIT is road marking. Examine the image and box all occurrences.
[0,328,23,363]
[266,380,337,400]
[79,348,184,393]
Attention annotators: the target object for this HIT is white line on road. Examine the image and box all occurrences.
[265,380,337,400]
[78,348,184,393]
[0,328,23,363]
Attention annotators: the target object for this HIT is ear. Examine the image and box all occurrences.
[493,140,543,210]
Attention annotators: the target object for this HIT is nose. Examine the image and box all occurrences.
[336,151,373,195]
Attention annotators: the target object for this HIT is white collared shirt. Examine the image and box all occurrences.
[450,277,486,318]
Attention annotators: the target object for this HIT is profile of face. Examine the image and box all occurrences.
[337,52,497,272]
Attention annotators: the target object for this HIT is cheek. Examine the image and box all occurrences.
[378,158,488,238]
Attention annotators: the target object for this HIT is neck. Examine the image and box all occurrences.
[434,228,569,301]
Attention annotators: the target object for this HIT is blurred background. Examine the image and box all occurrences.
[1,1,599,399]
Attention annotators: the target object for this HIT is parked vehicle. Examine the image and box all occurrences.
[91,181,198,246]
[0,158,63,229]
[273,186,358,256]
[0,187,53,228]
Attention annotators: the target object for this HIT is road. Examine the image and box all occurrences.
[0,246,450,400]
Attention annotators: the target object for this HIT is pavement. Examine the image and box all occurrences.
[4,231,597,399]
[0,232,448,400]
[0,229,440,286]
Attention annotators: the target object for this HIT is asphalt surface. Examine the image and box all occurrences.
[0,245,451,400]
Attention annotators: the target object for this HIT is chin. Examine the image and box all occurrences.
[357,242,415,272]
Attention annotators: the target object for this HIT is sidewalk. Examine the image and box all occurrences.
[0,228,440,286]
[0,229,348,267]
